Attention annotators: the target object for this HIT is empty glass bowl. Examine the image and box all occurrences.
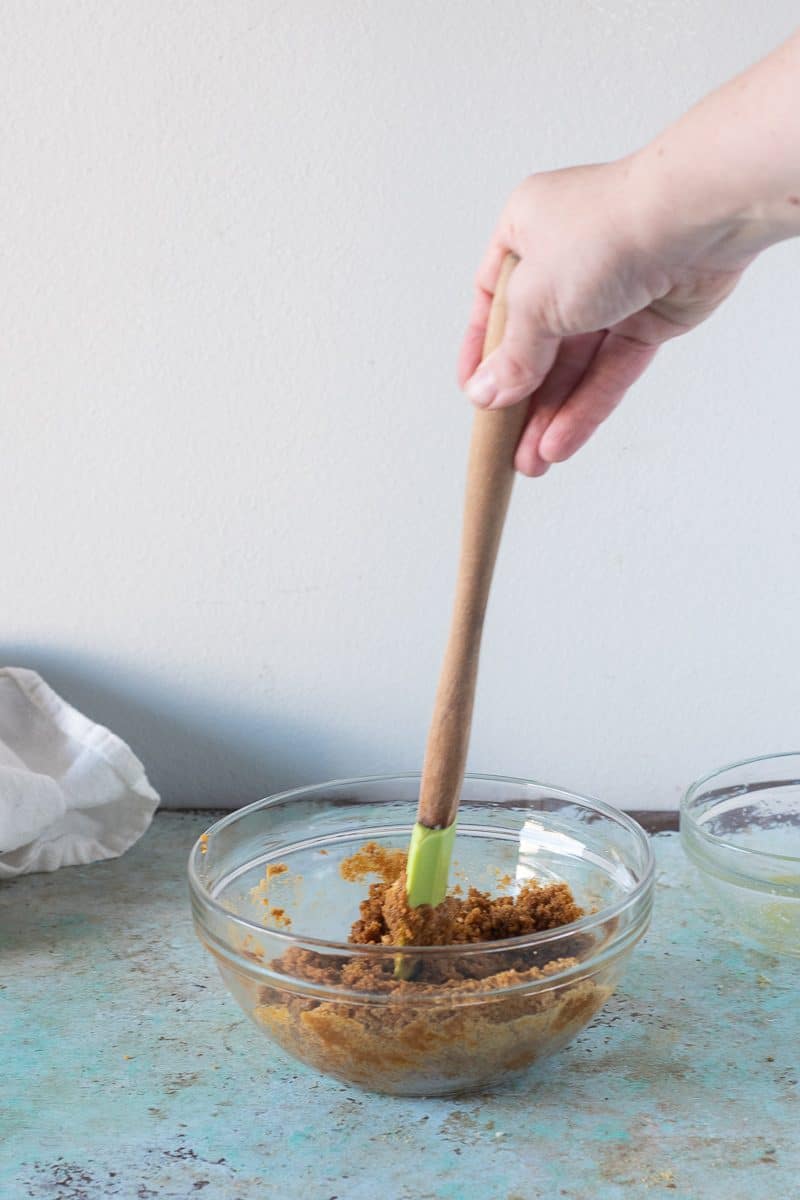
[681,753,800,956]
[189,774,654,1096]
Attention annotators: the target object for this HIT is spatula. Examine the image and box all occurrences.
[405,252,527,910]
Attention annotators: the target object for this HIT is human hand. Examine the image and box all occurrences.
[458,159,747,475]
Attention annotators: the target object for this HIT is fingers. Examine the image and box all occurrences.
[538,331,658,464]
[513,332,605,476]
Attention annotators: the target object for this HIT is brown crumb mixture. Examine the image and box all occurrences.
[339,838,582,950]
[339,839,580,949]
[248,842,610,1095]
[266,905,291,928]
[249,861,290,905]
[339,841,405,884]
[351,872,582,948]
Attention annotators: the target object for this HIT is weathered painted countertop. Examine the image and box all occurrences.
[2,811,797,1199]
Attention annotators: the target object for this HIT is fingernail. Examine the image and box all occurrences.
[465,366,497,408]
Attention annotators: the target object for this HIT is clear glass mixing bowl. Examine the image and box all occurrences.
[189,774,654,1096]
[681,753,800,956]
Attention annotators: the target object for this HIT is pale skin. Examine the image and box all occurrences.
[459,30,800,476]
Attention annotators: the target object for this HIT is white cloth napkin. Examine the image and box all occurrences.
[0,667,159,877]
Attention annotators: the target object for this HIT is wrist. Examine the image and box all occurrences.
[628,126,800,270]
[623,141,759,270]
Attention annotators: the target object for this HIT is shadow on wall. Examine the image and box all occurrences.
[0,644,370,809]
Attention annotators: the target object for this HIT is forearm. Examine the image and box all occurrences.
[631,29,800,264]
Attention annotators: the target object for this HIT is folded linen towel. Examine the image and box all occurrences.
[0,667,159,877]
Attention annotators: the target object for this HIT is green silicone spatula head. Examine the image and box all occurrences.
[404,252,526,915]
[405,821,457,908]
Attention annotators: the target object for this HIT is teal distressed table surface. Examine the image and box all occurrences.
[2,811,797,1200]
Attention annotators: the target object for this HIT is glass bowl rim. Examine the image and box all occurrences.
[681,750,800,869]
[188,771,656,958]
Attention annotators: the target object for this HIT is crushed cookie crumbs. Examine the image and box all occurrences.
[252,842,607,1093]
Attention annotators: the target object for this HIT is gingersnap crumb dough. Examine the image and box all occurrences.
[253,842,612,1094]
[348,841,583,947]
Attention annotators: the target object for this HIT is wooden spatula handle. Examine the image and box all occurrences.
[417,252,526,829]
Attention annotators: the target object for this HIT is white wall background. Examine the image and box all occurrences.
[3,1,800,810]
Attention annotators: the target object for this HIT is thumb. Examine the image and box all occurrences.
[465,274,560,410]
[465,323,559,411]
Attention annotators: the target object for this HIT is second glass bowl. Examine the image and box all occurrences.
[681,753,800,956]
